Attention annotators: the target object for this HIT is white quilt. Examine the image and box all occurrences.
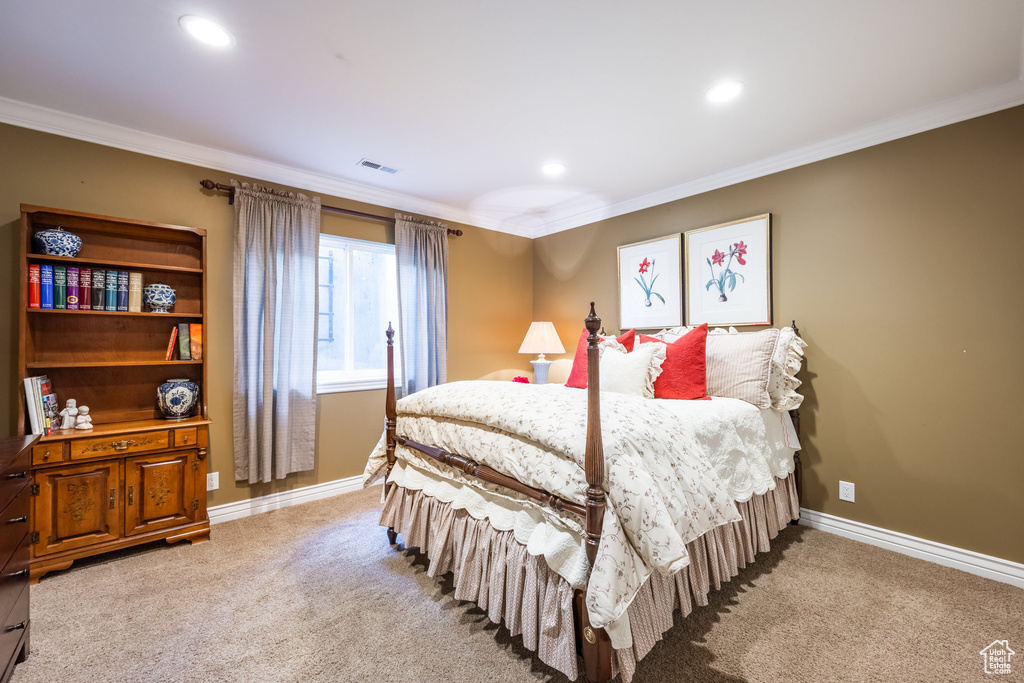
[364,381,797,637]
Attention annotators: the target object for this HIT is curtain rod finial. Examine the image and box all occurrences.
[199,179,217,190]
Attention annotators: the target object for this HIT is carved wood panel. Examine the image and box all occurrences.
[33,461,121,557]
[124,451,195,537]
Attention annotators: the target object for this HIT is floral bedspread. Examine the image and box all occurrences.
[363,381,741,631]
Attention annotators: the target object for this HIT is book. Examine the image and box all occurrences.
[53,265,67,309]
[43,393,59,433]
[105,270,118,311]
[28,264,41,308]
[116,271,129,312]
[80,267,92,310]
[37,376,53,435]
[67,266,80,310]
[128,272,143,312]
[40,265,53,309]
[23,377,41,435]
[189,324,203,361]
[91,269,106,311]
[178,322,192,361]
[165,326,179,361]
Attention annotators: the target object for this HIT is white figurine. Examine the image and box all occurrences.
[59,398,78,430]
[75,405,94,430]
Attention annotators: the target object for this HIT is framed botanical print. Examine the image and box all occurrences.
[683,214,772,326]
[617,234,682,330]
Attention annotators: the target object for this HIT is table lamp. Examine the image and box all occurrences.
[518,321,565,385]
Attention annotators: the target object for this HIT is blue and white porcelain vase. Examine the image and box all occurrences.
[157,379,199,420]
[33,227,83,257]
[143,283,176,313]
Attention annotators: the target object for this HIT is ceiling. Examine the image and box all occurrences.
[2,1,1023,237]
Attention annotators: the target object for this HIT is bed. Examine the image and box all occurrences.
[363,304,806,682]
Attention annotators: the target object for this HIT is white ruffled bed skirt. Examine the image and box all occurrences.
[380,473,799,682]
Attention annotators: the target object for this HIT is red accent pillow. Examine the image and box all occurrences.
[565,328,635,389]
[638,324,709,400]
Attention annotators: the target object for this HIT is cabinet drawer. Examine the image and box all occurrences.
[0,448,29,516]
[174,428,198,448]
[0,491,29,573]
[32,443,65,466]
[70,431,169,461]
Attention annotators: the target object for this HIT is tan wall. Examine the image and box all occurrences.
[534,106,1024,564]
[0,123,534,507]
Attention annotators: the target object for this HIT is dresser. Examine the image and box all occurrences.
[0,435,35,682]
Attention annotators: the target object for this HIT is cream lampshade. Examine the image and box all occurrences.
[518,322,565,385]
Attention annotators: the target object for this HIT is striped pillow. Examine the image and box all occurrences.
[705,329,779,408]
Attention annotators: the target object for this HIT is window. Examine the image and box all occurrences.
[316,234,400,393]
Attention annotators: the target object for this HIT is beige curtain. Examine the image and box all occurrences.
[232,181,320,483]
[395,213,448,395]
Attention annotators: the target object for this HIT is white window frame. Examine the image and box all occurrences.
[316,233,400,394]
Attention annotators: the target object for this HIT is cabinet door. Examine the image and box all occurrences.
[33,461,121,557]
[124,450,196,537]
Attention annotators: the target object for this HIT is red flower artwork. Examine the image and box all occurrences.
[705,241,750,302]
[711,249,726,267]
[732,241,748,265]
[638,258,651,274]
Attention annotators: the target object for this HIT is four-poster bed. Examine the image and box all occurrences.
[369,304,804,682]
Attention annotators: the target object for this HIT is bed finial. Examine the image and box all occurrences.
[384,322,398,544]
[791,319,800,337]
[386,321,394,345]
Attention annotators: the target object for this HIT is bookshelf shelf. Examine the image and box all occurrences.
[26,253,204,274]
[26,308,203,318]
[26,360,204,369]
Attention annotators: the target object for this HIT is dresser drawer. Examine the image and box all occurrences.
[0,448,28,517]
[0,582,28,670]
[32,443,65,466]
[174,428,198,448]
[70,431,169,461]
[0,542,28,630]
[0,491,29,573]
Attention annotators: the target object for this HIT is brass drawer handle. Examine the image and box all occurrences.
[128,485,134,506]
[110,440,136,451]
[197,448,207,460]
[5,471,26,479]
[42,450,51,460]
[6,516,27,525]
[3,622,26,632]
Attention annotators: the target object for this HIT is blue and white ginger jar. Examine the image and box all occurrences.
[33,227,82,257]
[143,283,176,313]
[157,379,199,420]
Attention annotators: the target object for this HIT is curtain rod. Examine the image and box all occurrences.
[198,179,463,236]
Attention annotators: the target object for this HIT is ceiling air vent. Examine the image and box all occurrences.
[358,158,400,174]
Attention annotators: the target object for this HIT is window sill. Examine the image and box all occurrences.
[316,377,397,394]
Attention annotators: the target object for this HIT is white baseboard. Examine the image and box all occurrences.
[799,508,1024,590]
[208,474,364,525]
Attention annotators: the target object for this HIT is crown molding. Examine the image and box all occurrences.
[532,78,1024,237]
[4,79,1024,240]
[0,96,500,232]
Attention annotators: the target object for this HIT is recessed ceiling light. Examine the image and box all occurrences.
[705,81,744,103]
[179,15,235,48]
[542,162,566,177]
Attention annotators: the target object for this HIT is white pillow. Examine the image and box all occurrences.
[599,343,667,398]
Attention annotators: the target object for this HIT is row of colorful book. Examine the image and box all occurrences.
[167,324,203,361]
[24,375,59,435]
[28,265,144,311]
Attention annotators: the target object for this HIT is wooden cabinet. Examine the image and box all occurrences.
[0,436,35,682]
[16,206,211,582]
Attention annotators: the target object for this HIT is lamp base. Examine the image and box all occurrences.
[531,359,554,385]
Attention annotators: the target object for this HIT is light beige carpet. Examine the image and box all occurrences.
[12,486,1023,683]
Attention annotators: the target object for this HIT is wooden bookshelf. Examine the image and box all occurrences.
[17,204,211,582]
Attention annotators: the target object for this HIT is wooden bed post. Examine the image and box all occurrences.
[385,322,398,544]
[576,302,613,683]
[789,320,803,509]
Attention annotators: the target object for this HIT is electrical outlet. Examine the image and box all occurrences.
[207,472,219,491]
[839,480,855,502]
